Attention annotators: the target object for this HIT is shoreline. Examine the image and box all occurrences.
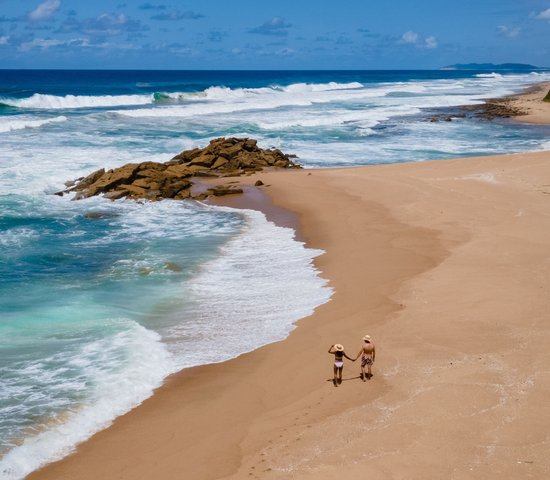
[26,82,550,480]
[509,81,550,124]
[30,149,550,480]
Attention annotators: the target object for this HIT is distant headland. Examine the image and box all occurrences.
[440,63,542,71]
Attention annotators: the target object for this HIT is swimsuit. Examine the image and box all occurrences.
[334,351,344,368]
[361,355,373,367]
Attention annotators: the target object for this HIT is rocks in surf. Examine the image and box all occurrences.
[60,137,300,201]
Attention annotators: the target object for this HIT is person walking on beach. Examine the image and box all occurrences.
[328,344,354,386]
[355,335,375,381]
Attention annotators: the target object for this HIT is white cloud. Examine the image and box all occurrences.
[497,25,520,38]
[425,36,437,49]
[400,31,437,49]
[0,35,9,45]
[401,31,418,44]
[536,8,550,22]
[28,0,61,22]
[18,37,92,51]
[19,37,64,51]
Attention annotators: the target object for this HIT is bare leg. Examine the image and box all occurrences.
[361,365,366,381]
[337,367,343,384]
[333,365,338,386]
[367,365,373,379]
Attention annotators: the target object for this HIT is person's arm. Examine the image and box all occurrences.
[372,345,376,362]
[344,352,355,361]
[354,348,362,361]
[328,345,336,354]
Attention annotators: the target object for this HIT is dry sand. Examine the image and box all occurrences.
[511,81,550,124]
[29,87,550,480]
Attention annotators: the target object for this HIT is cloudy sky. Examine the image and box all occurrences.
[1,0,549,69]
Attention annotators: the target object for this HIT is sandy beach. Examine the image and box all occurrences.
[28,88,550,479]
[510,81,550,124]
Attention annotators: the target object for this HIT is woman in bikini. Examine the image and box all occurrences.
[328,344,355,386]
[355,334,375,381]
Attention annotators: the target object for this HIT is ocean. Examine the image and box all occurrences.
[1,69,550,479]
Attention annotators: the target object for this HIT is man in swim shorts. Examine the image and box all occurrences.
[328,344,354,386]
[355,334,375,381]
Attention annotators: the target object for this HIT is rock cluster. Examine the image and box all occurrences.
[461,99,527,120]
[60,138,300,201]
[544,89,550,103]
[428,113,466,122]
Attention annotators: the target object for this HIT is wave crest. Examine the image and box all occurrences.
[0,115,67,133]
[0,93,154,110]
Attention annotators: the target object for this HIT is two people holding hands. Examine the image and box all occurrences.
[328,335,375,386]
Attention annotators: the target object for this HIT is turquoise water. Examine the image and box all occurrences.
[1,69,550,478]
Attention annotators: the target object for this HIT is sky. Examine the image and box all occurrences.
[0,0,549,69]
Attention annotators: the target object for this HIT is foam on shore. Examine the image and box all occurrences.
[0,203,332,480]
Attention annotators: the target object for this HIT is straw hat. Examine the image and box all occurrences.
[363,335,371,342]
[334,344,344,351]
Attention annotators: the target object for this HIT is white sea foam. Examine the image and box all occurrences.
[0,321,177,480]
[113,82,423,118]
[256,104,420,130]
[0,116,67,133]
[164,206,332,366]
[475,73,503,78]
[280,81,363,92]
[0,205,332,480]
[0,227,39,247]
[1,93,154,110]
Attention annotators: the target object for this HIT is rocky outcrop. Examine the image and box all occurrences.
[461,99,527,120]
[61,138,300,201]
[544,89,550,103]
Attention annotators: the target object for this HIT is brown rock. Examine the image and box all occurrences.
[187,164,208,173]
[255,180,264,186]
[164,165,192,177]
[175,189,191,200]
[77,168,105,189]
[88,164,140,194]
[103,190,129,201]
[65,137,300,202]
[220,144,243,158]
[160,180,191,198]
[211,157,229,169]
[191,192,209,201]
[188,154,216,167]
[83,212,118,219]
[137,162,165,171]
[171,147,202,162]
[243,139,257,150]
[133,178,162,189]
[119,184,147,196]
[137,169,168,181]
[207,185,244,196]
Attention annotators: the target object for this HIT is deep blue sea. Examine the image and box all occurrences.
[1,69,549,478]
